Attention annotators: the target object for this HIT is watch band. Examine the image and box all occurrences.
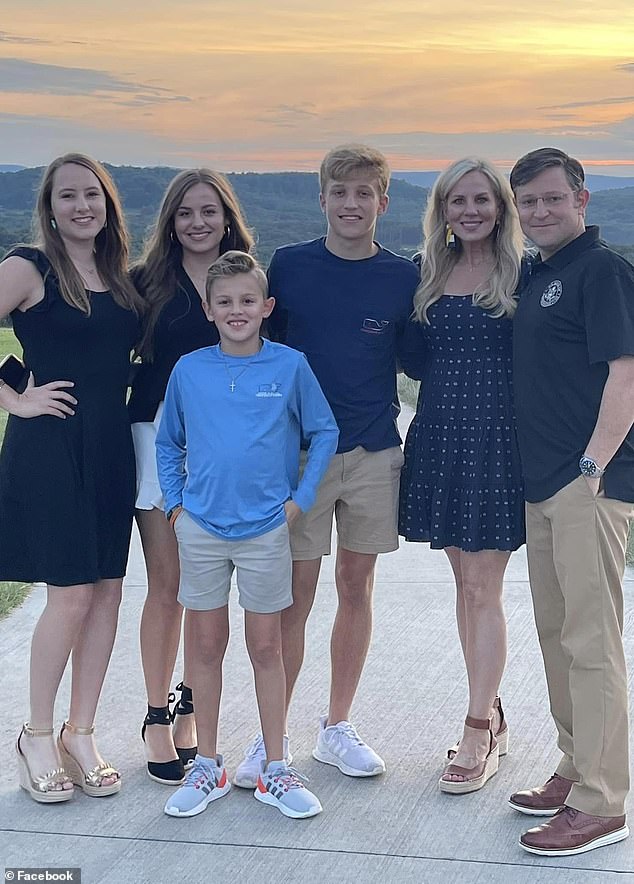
[579,455,605,478]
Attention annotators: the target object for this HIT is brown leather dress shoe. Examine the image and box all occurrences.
[520,806,629,856]
[509,773,574,816]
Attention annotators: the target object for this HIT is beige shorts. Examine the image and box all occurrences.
[174,511,292,614]
[290,445,404,559]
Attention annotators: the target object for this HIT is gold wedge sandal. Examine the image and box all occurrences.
[16,722,74,803]
[58,721,121,797]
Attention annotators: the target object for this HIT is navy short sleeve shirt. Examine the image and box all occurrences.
[268,238,419,453]
[513,227,634,503]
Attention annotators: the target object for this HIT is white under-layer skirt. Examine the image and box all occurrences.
[131,401,164,511]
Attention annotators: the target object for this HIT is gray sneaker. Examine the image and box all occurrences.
[254,762,322,818]
[164,754,231,817]
[233,734,292,789]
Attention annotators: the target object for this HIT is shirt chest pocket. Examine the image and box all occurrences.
[358,318,393,349]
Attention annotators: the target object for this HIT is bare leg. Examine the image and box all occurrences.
[443,548,510,780]
[61,578,123,785]
[245,611,285,763]
[136,508,194,760]
[21,583,94,787]
[328,548,377,725]
[445,547,467,657]
[281,558,321,722]
[187,607,229,758]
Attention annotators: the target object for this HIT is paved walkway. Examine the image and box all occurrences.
[1,410,633,883]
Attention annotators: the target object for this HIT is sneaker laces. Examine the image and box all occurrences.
[183,760,218,788]
[330,721,365,747]
[266,765,310,790]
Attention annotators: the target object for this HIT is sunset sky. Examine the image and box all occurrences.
[1,1,633,173]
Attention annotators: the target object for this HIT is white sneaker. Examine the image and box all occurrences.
[254,762,322,819]
[312,715,385,777]
[233,733,292,789]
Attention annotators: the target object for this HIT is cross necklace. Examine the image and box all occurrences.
[218,342,262,392]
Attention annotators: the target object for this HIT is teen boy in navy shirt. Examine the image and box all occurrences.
[157,251,338,819]
[234,145,419,786]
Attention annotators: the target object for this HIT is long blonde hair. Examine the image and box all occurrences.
[136,169,254,359]
[35,153,143,315]
[414,157,523,323]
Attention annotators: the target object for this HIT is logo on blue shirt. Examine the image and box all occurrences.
[540,280,562,307]
[362,318,390,334]
[256,382,283,398]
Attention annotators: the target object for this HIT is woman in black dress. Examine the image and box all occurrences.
[399,158,525,794]
[128,169,253,784]
[0,154,143,802]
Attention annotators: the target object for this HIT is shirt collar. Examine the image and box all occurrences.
[533,226,600,272]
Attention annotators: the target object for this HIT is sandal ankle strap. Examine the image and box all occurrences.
[174,682,194,716]
[62,720,95,736]
[22,721,54,737]
[465,715,491,730]
[144,696,176,727]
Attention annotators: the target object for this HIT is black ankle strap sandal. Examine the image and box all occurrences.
[173,682,197,767]
[141,692,185,785]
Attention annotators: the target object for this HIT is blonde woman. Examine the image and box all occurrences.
[399,157,525,794]
[128,169,253,785]
[0,153,143,802]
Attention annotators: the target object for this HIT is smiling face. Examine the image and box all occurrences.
[173,182,227,260]
[320,173,388,252]
[443,170,500,245]
[514,166,588,260]
[204,271,275,356]
[49,162,107,246]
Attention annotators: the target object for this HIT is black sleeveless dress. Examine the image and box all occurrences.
[0,248,139,585]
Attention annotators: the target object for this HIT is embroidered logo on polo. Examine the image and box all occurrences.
[361,318,390,334]
[540,280,562,307]
[256,382,282,398]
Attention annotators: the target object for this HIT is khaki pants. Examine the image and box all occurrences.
[526,476,633,816]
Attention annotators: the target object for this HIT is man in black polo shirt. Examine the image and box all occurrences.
[510,147,634,856]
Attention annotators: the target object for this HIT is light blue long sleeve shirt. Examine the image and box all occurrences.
[156,339,339,540]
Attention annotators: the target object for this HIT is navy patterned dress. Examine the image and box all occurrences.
[398,295,525,552]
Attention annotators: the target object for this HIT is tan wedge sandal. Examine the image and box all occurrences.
[16,722,74,803]
[439,715,499,794]
[58,721,121,797]
[446,696,509,760]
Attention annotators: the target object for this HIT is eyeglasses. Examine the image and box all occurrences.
[516,192,578,212]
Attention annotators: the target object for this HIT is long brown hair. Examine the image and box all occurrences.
[36,153,143,315]
[136,169,254,359]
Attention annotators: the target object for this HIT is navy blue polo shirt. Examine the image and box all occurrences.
[513,226,634,503]
[268,238,419,453]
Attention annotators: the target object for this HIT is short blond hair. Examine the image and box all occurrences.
[319,144,390,196]
[205,250,268,303]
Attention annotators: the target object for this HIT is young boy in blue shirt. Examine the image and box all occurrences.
[157,251,338,819]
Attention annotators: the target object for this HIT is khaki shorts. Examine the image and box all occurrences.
[174,511,292,614]
[290,445,404,559]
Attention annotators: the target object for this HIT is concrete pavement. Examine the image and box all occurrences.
[1,409,633,883]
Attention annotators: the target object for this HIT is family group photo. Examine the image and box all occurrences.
[1,3,634,882]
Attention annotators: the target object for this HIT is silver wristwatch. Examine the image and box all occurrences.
[579,455,605,478]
